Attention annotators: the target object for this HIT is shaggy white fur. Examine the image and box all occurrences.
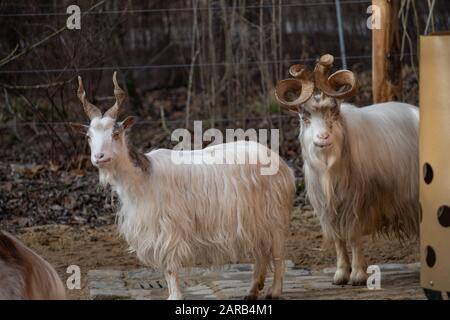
[75,74,295,299]
[299,99,419,286]
[97,133,295,299]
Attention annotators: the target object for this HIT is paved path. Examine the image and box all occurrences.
[88,262,423,300]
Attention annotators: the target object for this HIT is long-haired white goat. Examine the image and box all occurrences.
[0,231,66,299]
[275,54,419,285]
[71,72,295,299]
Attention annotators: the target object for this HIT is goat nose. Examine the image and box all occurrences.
[317,132,330,140]
[95,153,105,160]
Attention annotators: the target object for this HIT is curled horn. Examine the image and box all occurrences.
[313,54,357,99]
[104,71,126,119]
[77,76,102,120]
[275,64,314,111]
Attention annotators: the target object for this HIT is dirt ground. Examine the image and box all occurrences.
[12,207,419,300]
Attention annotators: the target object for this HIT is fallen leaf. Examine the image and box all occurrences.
[10,163,45,178]
[48,161,61,172]
[63,195,76,210]
[70,168,86,177]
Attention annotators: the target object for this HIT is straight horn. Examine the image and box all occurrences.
[77,76,102,120]
[104,71,126,119]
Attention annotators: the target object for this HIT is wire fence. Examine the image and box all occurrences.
[0,53,419,75]
[0,50,418,130]
[0,0,438,133]
[0,1,372,17]
[0,114,297,129]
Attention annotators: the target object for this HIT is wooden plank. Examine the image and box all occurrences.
[372,0,402,103]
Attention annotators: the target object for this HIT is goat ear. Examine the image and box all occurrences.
[120,116,137,130]
[70,123,89,135]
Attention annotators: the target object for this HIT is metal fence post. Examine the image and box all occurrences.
[335,0,347,69]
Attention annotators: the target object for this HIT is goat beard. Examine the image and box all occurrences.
[304,138,342,171]
[302,137,343,212]
[99,168,113,187]
[97,154,123,187]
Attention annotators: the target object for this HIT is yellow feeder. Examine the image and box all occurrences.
[419,32,450,299]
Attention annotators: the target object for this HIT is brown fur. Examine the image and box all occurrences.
[0,231,66,300]
[128,147,151,173]
[0,232,25,271]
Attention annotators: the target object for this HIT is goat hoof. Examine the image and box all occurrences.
[349,279,367,286]
[332,268,350,285]
[349,270,368,286]
[332,279,348,286]
[244,294,258,300]
[265,288,281,300]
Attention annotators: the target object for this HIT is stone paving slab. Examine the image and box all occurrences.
[88,261,424,300]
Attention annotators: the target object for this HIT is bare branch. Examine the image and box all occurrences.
[0,0,106,68]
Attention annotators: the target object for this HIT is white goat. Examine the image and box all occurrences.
[275,54,419,286]
[71,72,295,299]
[0,231,66,299]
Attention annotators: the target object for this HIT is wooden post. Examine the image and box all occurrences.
[372,0,402,103]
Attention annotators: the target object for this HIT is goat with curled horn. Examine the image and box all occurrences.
[275,54,419,286]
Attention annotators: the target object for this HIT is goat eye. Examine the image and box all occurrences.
[301,117,311,125]
[112,131,120,140]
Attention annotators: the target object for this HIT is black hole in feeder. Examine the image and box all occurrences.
[426,246,436,268]
[437,205,450,227]
[423,163,433,184]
